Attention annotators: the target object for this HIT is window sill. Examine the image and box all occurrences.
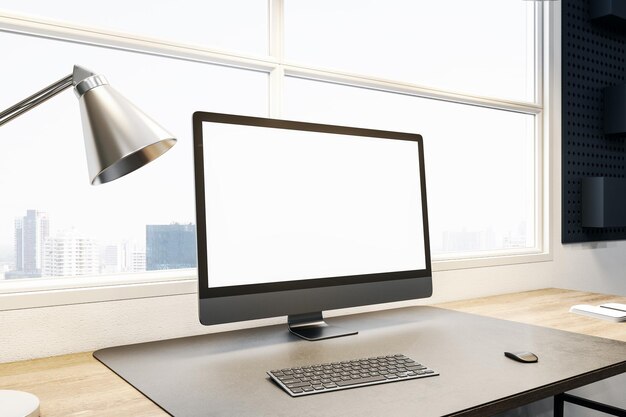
[0,250,552,312]
[0,270,197,311]
[432,250,552,271]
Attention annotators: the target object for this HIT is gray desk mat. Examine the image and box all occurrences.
[94,306,626,417]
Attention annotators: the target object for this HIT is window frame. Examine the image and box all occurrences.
[0,0,552,311]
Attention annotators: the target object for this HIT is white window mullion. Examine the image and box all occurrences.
[269,67,285,118]
[0,13,278,73]
[268,0,285,118]
[269,0,284,61]
[284,67,542,116]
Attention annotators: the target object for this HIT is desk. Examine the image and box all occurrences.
[1,288,625,417]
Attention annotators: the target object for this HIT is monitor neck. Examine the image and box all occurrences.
[288,312,357,341]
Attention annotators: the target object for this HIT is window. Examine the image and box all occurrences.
[0,0,547,290]
[284,0,536,102]
[281,0,545,262]
[0,0,269,55]
[0,30,268,283]
[282,78,537,259]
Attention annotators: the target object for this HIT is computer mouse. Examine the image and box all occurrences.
[504,351,538,363]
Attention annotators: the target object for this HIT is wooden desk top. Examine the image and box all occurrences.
[1,288,625,417]
[438,288,626,343]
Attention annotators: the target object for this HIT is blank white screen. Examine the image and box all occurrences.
[203,122,426,287]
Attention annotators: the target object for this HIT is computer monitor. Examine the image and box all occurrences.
[193,112,432,341]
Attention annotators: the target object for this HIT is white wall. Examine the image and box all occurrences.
[553,239,626,294]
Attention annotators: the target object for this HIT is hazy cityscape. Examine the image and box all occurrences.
[0,209,531,281]
[436,223,529,255]
[0,209,197,280]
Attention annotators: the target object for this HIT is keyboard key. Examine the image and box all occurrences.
[287,382,313,389]
[336,375,387,387]
[281,378,300,384]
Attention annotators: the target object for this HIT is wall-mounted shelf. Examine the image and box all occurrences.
[604,84,626,136]
[562,0,626,243]
[590,0,626,32]
[582,177,626,228]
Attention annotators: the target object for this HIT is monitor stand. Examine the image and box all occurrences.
[288,312,358,341]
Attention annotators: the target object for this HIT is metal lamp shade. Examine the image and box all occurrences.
[77,83,176,185]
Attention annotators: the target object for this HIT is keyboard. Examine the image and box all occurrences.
[268,354,438,397]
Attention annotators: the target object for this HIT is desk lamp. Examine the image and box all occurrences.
[0,64,176,184]
[0,65,176,417]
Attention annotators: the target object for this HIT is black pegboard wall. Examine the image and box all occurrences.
[562,0,626,243]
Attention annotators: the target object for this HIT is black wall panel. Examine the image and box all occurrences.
[562,0,626,243]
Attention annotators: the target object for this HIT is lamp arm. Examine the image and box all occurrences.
[0,74,73,127]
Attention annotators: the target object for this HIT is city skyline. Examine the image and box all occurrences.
[0,208,196,279]
[1,208,532,280]
[0,205,195,251]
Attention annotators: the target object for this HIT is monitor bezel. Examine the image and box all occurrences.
[193,112,431,301]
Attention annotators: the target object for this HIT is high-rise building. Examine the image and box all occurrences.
[6,210,49,279]
[0,263,9,280]
[119,241,146,273]
[43,230,99,277]
[130,249,147,272]
[100,244,123,274]
[146,223,196,271]
[98,241,147,274]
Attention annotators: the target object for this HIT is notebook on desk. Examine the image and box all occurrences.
[570,303,626,322]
